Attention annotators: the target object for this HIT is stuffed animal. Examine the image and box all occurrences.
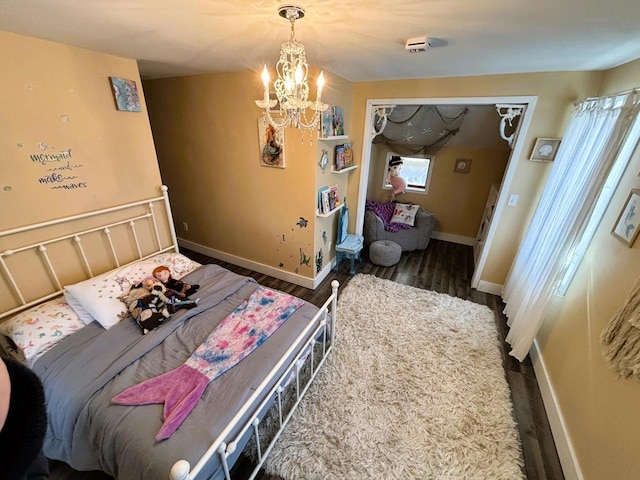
[386,156,407,200]
[120,278,173,335]
[152,266,199,299]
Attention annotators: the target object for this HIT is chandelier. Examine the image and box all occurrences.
[256,5,328,134]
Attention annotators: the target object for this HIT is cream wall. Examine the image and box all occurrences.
[534,58,640,480]
[0,31,162,231]
[349,71,604,286]
[368,143,509,239]
[143,70,352,282]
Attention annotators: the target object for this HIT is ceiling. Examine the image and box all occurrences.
[1,0,640,82]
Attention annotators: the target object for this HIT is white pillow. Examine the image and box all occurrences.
[64,252,201,330]
[0,297,86,366]
[390,203,419,226]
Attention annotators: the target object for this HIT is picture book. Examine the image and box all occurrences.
[320,184,339,214]
[332,106,344,136]
[335,144,346,170]
[321,107,334,138]
[318,186,329,213]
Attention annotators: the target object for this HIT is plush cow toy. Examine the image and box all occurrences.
[121,277,173,335]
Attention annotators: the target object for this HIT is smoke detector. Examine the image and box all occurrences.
[405,36,430,53]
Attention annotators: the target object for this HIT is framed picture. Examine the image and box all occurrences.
[612,189,640,247]
[530,138,561,162]
[109,77,141,112]
[453,158,472,174]
[257,118,285,168]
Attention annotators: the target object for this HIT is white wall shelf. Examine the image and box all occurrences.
[318,135,349,141]
[317,203,343,218]
[331,165,357,174]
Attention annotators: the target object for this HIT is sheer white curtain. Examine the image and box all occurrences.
[503,90,640,361]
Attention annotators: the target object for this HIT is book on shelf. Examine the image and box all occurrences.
[343,143,354,167]
[328,184,339,211]
[321,107,334,138]
[319,184,339,214]
[334,143,354,171]
[334,144,345,170]
[318,185,329,212]
[332,106,344,136]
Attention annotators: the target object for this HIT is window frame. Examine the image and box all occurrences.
[382,152,434,195]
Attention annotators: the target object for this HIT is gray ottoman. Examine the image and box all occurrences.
[369,240,402,267]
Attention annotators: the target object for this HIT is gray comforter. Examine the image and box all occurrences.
[34,264,321,479]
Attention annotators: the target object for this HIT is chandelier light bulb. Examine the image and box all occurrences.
[261,65,270,85]
[317,71,324,100]
[295,63,304,84]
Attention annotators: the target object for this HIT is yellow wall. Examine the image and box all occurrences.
[535,58,640,480]
[0,31,165,311]
[144,70,352,281]
[368,143,509,239]
[349,71,604,285]
[314,73,354,275]
[0,31,162,231]
[4,26,640,479]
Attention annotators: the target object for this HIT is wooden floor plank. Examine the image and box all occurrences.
[50,239,564,480]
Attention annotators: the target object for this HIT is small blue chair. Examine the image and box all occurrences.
[333,203,364,275]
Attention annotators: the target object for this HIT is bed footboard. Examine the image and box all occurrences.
[170,279,339,480]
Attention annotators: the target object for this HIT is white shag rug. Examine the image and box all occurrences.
[264,274,524,480]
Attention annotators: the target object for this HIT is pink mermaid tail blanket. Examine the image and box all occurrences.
[112,286,304,440]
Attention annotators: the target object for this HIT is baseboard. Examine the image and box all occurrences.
[431,231,476,246]
[178,238,316,289]
[530,339,583,480]
[476,280,503,295]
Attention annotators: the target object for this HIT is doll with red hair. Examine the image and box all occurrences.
[152,265,199,299]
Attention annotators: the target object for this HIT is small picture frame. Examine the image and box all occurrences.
[530,138,561,162]
[257,118,285,168]
[453,158,472,174]
[109,77,141,112]
[612,189,640,247]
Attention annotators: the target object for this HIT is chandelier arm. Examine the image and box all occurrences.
[297,110,322,130]
[263,109,293,129]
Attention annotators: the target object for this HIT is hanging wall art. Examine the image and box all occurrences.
[109,77,141,112]
[612,188,640,247]
[257,118,285,168]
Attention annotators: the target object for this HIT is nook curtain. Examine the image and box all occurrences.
[503,90,640,361]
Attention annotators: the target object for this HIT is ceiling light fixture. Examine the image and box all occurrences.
[256,5,328,136]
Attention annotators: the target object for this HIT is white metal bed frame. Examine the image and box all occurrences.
[171,280,338,480]
[0,185,178,320]
[0,185,339,480]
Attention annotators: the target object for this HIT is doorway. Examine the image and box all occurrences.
[356,95,538,291]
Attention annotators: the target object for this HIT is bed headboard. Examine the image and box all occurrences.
[0,185,179,320]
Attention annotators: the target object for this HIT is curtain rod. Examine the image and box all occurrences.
[575,87,639,106]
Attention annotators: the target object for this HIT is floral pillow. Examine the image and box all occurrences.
[390,203,419,226]
[0,297,86,366]
[64,252,201,330]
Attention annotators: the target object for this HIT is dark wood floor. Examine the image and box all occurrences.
[51,239,564,480]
